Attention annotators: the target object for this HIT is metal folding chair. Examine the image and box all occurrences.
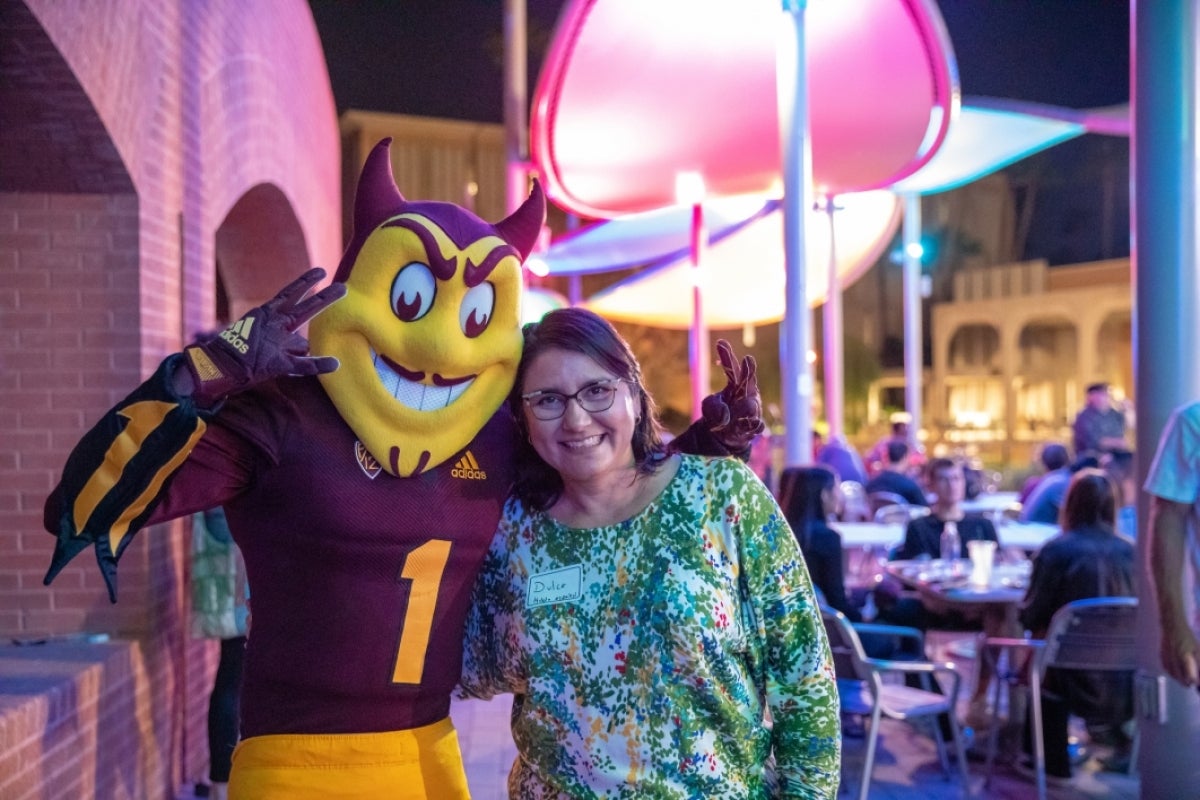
[822,606,972,800]
[981,596,1138,800]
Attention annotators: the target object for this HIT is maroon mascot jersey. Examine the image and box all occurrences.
[154,375,518,736]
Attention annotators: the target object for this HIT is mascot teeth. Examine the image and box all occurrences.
[372,349,473,411]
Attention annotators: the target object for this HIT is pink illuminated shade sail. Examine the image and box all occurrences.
[532,0,957,218]
[582,191,902,329]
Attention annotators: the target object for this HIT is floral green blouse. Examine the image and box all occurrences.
[459,455,840,798]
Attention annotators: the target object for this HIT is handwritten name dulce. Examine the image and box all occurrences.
[526,565,583,608]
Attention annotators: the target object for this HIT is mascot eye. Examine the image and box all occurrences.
[459,282,495,338]
[391,263,436,322]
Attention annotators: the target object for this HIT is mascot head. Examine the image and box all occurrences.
[310,139,545,476]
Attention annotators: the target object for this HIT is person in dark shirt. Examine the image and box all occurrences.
[780,464,899,666]
[865,441,929,508]
[885,457,1000,730]
[1018,442,1070,505]
[1018,469,1135,781]
[779,465,856,619]
[1072,382,1128,459]
[892,458,998,560]
[1021,455,1101,525]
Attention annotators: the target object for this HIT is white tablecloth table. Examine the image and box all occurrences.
[960,491,1021,515]
[833,520,1058,552]
[835,521,905,549]
[994,521,1058,550]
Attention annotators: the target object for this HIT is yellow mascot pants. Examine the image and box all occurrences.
[228,717,472,799]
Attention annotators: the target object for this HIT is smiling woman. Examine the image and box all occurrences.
[457,306,842,798]
[507,308,666,518]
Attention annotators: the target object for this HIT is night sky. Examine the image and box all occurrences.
[308,0,1131,264]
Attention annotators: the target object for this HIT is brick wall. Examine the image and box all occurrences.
[0,191,149,637]
[1,1,339,796]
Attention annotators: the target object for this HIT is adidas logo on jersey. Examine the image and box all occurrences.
[219,316,255,354]
[451,451,487,480]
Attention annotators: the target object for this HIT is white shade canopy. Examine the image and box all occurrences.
[890,97,1128,195]
[581,191,902,329]
[552,98,1130,329]
[525,195,777,278]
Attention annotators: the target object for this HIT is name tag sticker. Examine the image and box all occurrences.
[526,565,583,608]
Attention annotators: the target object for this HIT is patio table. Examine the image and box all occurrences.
[884,558,1034,712]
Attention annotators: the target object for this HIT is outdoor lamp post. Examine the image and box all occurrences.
[676,171,710,421]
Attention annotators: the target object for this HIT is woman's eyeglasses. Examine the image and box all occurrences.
[521,379,631,421]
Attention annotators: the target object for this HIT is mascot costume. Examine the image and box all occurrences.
[43,139,762,799]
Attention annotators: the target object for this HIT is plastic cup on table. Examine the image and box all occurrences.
[967,539,997,587]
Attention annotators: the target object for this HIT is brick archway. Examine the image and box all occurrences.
[215,184,311,321]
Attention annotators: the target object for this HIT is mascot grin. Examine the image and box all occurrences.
[310,139,544,476]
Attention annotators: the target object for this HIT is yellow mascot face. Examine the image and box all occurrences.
[309,140,544,476]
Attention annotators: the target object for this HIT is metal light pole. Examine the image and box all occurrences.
[778,0,815,466]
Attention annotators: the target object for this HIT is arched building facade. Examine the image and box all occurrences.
[930,258,1132,462]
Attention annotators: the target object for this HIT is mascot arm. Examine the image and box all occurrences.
[668,339,765,460]
[40,270,340,602]
[43,355,213,601]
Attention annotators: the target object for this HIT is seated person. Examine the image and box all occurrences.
[1018,469,1136,782]
[865,440,929,507]
[1018,442,1070,505]
[883,457,1001,731]
[892,457,998,561]
[778,465,857,619]
[1103,448,1137,539]
[1021,455,1100,525]
[779,464,900,673]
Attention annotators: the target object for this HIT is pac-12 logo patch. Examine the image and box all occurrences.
[355,440,382,479]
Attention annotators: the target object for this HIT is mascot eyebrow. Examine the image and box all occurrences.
[383,215,517,287]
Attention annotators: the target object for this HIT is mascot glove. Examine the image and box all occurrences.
[699,339,765,454]
[183,268,346,407]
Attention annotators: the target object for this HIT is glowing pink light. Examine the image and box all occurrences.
[531,0,957,218]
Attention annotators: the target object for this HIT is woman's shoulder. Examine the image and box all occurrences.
[500,494,544,537]
[1036,528,1110,564]
[680,451,748,471]
[675,454,777,515]
[677,452,759,487]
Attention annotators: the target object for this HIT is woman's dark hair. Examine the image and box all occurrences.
[777,465,837,551]
[509,307,666,511]
[1059,467,1117,531]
